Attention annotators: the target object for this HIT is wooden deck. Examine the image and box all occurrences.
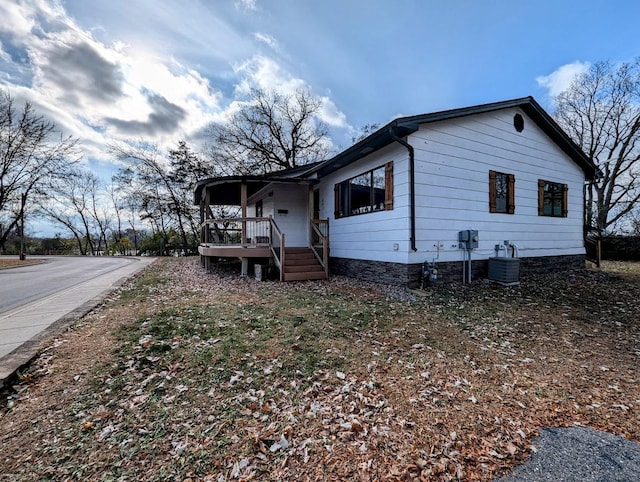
[198,245,271,258]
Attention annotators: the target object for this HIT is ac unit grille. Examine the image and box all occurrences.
[488,257,520,284]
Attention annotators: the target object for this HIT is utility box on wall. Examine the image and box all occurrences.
[459,230,479,249]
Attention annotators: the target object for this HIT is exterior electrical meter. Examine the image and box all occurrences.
[459,230,479,249]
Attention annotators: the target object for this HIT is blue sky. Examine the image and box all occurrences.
[1,0,639,184]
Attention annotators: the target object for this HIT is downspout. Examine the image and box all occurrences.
[389,126,417,251]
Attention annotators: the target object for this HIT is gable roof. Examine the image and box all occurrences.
[303,96,598,180]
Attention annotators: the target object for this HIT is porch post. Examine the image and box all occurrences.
[203,189,210,244]
[241,182,247,246]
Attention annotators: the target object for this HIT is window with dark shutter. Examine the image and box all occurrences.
[538,179,568,217]
[489,170,515,214]
[384,161,394,210]
[334,163,394,218]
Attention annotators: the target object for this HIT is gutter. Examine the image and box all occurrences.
[389,125,417,252]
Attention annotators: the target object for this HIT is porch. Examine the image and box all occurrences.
[195,172,329,281]
[198,217,329,281]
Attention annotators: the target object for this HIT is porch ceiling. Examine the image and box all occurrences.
[194,176,315,205]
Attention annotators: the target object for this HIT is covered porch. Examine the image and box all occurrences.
[194,173,329,281]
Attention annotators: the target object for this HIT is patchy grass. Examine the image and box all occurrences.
[1,258,640,481]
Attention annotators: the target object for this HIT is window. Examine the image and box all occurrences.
[334,162,393,218]
[489,170,515,214]
[255,200,263,217]
[538,180,568,217]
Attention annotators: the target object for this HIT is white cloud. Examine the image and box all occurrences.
[0,1,225,162]
[232,55,351,130]
[0,41,11,63]
[254,32,279,52]
[0,1,38,39]
[233,55,305,96]
[318,96,349,128]
[235,0,257,11]
[536,61,590,97]
[0,0,352,168]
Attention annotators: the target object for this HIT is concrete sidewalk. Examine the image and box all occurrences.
[0,257,155,387]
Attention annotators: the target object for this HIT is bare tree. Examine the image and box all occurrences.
[352,123,380,144]
[167,141,210,248]
[0,91,79,252]
[40,168,101,255]
[107,182,125,252]
[207,88,331,175]
[89,184,112,255]
[111,140,206,255]
[553,60,640,233]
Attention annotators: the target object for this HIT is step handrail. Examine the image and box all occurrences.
[310,219,329,277]
[269,217,285,281]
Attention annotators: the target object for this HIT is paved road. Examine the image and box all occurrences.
[0,256,141,314]
[0,256,155,384]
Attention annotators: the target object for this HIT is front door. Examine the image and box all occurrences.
[312,189,320,220]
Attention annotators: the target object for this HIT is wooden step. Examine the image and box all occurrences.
[286,257,318,266]
[286,251,316,259]
[284,248,313,255]
[285,264,324,273]
[284,271,327,281]
[281,247,326,281]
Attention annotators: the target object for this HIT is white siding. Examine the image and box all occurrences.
[408,107,585,265]
[317,143,413,263]
[248,184,309,247]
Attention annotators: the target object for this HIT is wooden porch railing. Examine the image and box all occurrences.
[310,219,329,277]
[200,216,327,282]
[585,237,601,267]
[201,217,271,247]
[269,218,285,281]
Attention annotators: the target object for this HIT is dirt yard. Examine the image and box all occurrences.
[1,258,639,481]
[0,258,43,269]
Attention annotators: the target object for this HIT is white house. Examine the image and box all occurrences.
[194,97,598,286]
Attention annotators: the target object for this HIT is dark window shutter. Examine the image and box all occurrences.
[489,170,497,213]
[334,184,340,218]
[538,179,545,216]
[562,183,569,217]
[507,174,515,214]
[384,161,394,210]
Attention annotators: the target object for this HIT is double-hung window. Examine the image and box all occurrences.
[538,180,568,217]
[489,170,515,214]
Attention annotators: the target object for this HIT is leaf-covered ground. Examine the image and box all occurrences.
[1,259,640,481]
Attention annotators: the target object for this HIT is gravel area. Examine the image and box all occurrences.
[497,426,640,482]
